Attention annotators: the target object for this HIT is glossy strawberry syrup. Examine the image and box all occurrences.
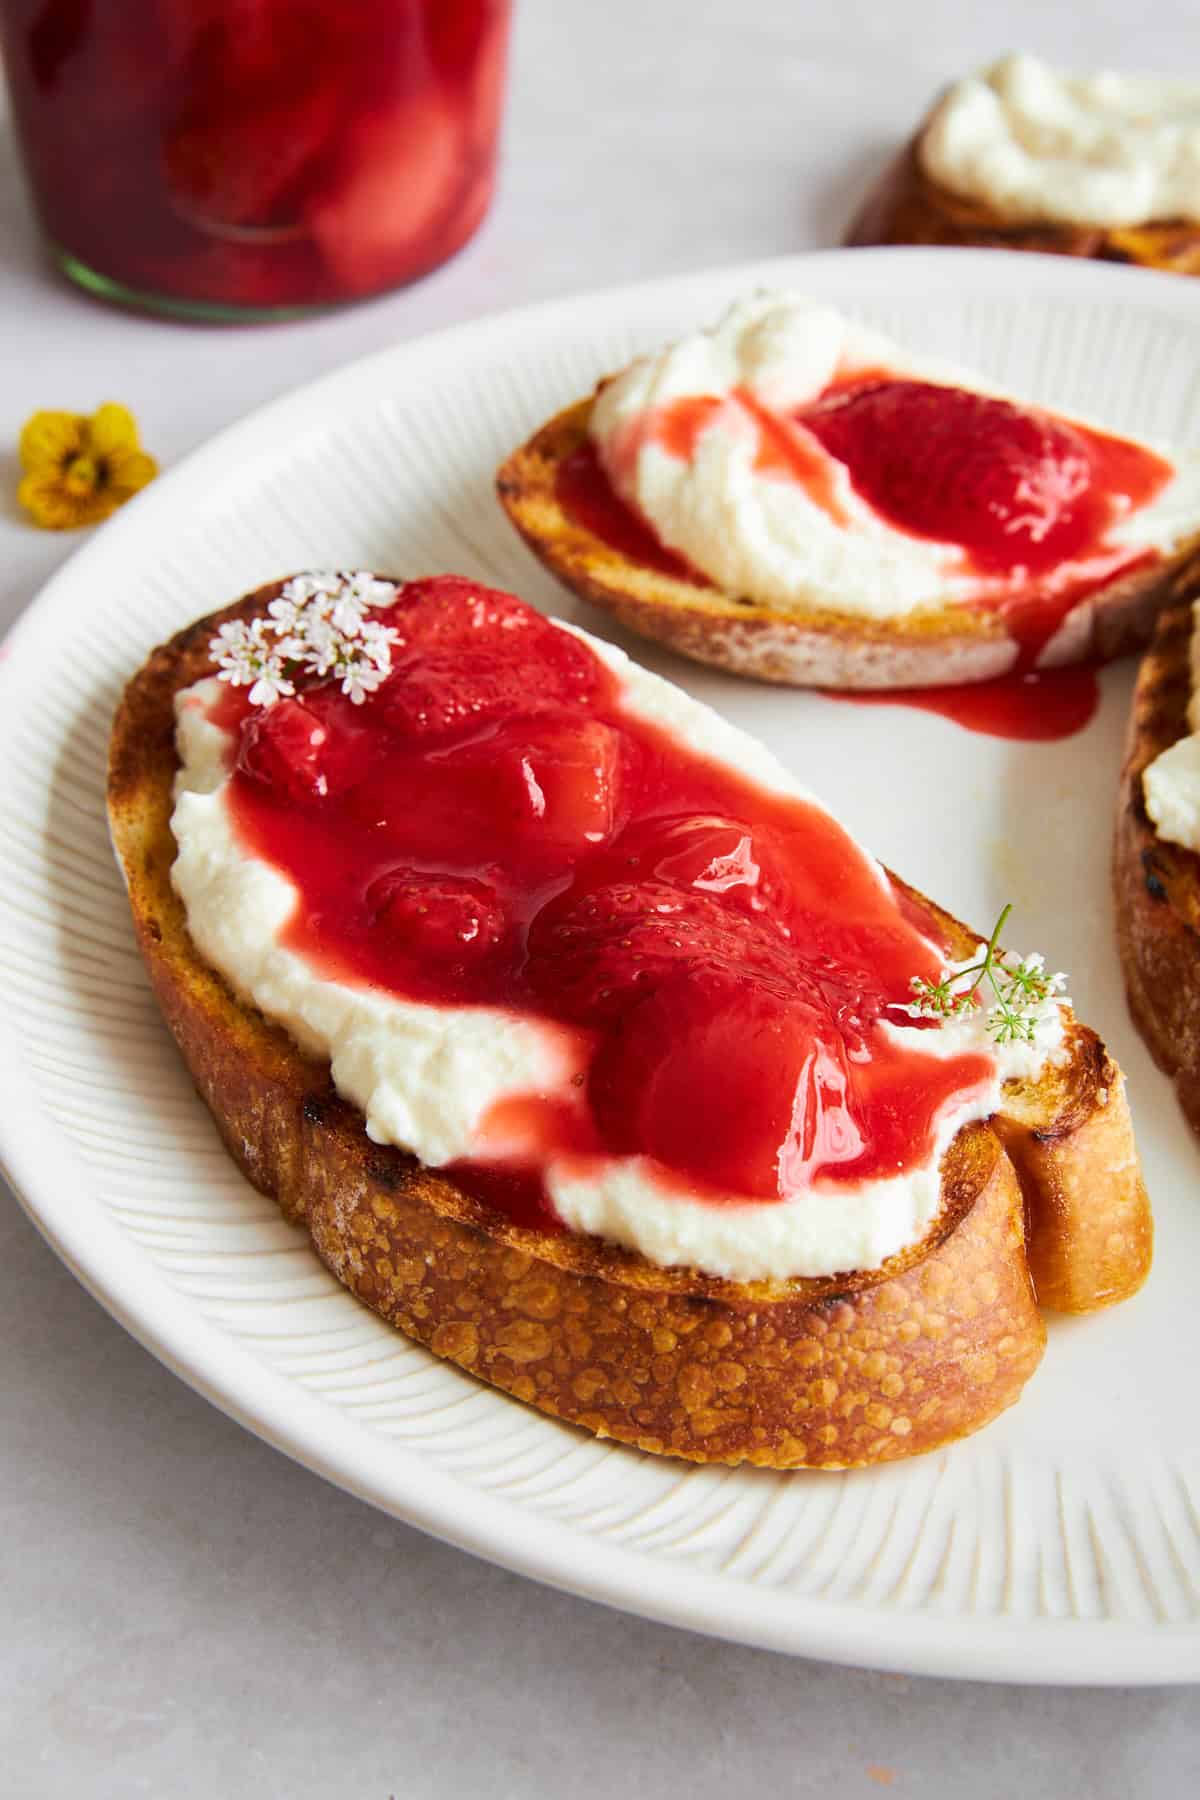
[559,378,1171,740]
[213,577,993,1232]
[555,443,710,584]
[822,664,1103,741]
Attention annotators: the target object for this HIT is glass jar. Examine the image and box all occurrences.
[0,0,513,319]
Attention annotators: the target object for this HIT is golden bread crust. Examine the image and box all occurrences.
[847,136,1200,275]
[991,1035,1151,1312]
[1115,600,1200,1132]
[496,400,1200,691]
[108,587,1151,1467]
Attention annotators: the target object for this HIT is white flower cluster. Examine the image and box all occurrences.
[900,943,1069,1048]
[210,570,400,707]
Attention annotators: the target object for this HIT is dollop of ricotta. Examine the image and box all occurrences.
[171,623,1065,1281]
[588,293,1196,623]
[921,53,1200,228]
[1142,600,1200,852]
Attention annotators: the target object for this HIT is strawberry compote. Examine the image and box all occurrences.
[800,380,1158,577]
[0,0,512,316]
[210,576,995,1231]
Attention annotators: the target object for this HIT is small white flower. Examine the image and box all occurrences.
[359,618,399,671]
[341,570,397,609]
[340,667,381,705]
[298,613,341,677]
[209,617,293,706]
[279,570,340,609]
[332,642,391,705]
[266,594,311,635]
[329,591,368,638]
[247,668,296,707]
[271,632,307,665]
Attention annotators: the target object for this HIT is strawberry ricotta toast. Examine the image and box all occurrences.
[109,573,1151,1467]
[498,293,1200,688]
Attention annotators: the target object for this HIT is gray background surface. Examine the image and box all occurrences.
[3,2,1199,1792]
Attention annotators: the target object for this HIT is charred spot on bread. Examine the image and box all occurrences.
[1142,849,1169,902]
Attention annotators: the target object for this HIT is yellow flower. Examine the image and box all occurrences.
[18,403,158,529]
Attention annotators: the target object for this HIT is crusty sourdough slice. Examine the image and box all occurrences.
[1115,600,1200,1132]
[847,135,1200,275]
[496,397,1200,691]
[108,585,1152,1469]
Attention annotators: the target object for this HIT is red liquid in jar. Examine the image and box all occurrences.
[213,576,993,1232]
[0,0,512,311]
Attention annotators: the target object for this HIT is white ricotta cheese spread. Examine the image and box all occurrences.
[1142,600,1200,852]
[587,293,1197,622]
[171,621,1065,1281]
[921,54,1200,228]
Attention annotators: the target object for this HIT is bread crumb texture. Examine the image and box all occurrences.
[303,1125,1043,1469]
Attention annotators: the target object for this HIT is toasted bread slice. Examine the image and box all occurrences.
[848,136,1200,276]
[1115,600,1200,1130]
[497,398,1200,691]
[108,585,1152,1468]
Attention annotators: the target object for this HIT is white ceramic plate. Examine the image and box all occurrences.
[4,249,1200,1686]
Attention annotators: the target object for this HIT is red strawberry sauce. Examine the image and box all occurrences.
[209,577,994,1233]
[823,663,1104,742]
[558,377,1171,741]
[555,442,709,584]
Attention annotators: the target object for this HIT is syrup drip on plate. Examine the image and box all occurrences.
[822,664,1100,742]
